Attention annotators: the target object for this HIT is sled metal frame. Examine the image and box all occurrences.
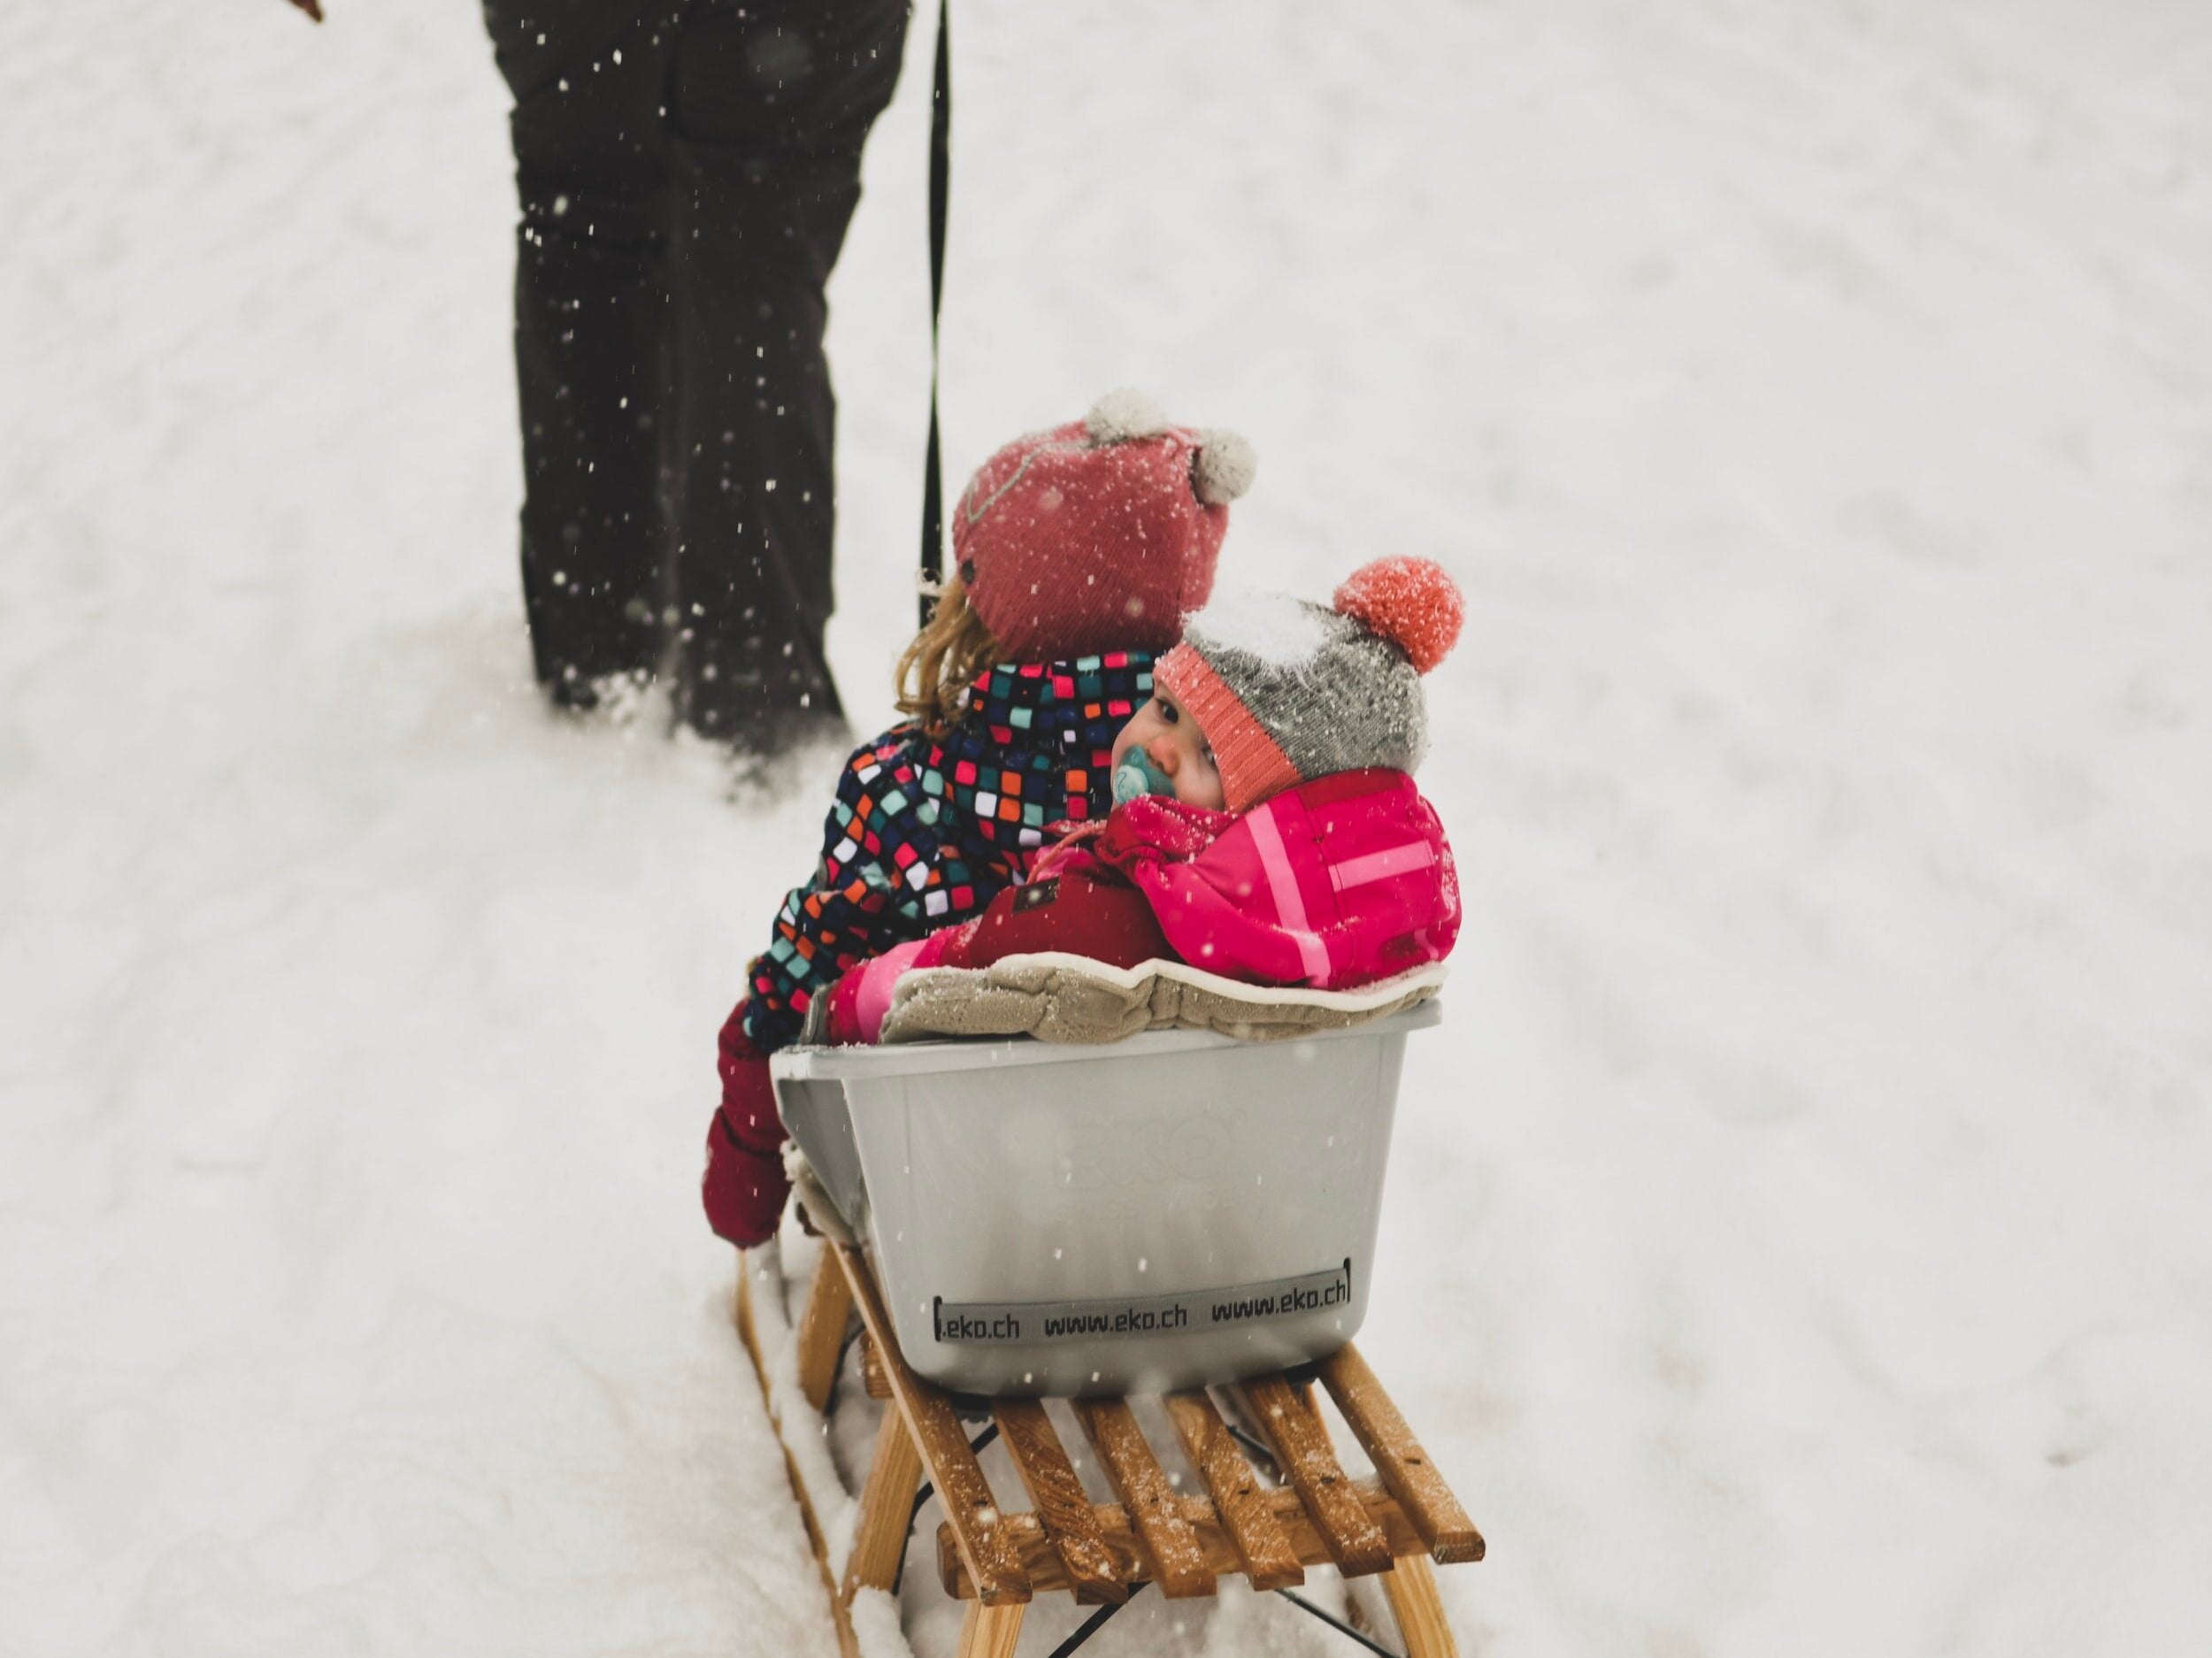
[737,1243,1483,1658]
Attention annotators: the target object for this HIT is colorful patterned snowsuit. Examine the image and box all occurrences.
[704,653,1155,1245]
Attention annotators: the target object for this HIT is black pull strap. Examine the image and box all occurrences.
[919,0,952,627]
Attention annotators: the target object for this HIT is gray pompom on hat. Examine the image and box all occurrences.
[1153,557,1464,814]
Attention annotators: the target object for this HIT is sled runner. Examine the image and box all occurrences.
[734,1006,1481,1655]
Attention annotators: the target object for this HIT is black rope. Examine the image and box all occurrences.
[823,1322,863,1414]
[1277,1588,1404,1658]
[918,0,952,626]
[1043,1582,1148,1658]
[1227,1421,1278,1473]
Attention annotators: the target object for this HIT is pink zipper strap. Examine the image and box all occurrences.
[1244,798,1335,985]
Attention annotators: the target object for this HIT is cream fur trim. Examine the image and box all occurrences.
[1084,387,1172,443]
[1192,428,1257,504]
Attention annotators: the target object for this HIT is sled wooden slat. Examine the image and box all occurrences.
[991,1400,1125,1606]
[1235,1375,1394,1577]
[1071,1398,1216,1598]
[1317,1343,1486,1564]
[1380,1552,1462,1658]
[843,1408,924,1598]
[936,1477,1432,1600]
[858,1332,891,1400]
[795,1250,854,1415]
[831,1245,1032,1607]
[956,1600,1026,1658]
[1163,1387,1305,1592]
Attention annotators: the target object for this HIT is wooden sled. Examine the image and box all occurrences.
[736,1240,1484,1658]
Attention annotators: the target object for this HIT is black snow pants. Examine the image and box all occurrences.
[483,0,910,747]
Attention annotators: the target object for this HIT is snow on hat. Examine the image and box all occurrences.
[952,389,1256,660]
[1153,557,1464,814]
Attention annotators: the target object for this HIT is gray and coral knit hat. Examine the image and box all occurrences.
[1153,557,1464,814]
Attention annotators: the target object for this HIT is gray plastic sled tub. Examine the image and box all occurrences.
[771,1002,1440,1396]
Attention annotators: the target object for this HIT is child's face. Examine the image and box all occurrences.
[1111,689,1227,811]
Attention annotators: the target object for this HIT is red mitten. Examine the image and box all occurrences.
[701,1003,789,1247]
[935,866,1173,971]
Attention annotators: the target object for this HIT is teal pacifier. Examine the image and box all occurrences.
[1111,746,1176,806]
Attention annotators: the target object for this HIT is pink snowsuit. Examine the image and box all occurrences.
[1116,765,1460,990]
[825,767,1458,1043]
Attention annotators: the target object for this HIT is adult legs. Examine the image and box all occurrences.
[665,0,911,748]
[493,3,680,705]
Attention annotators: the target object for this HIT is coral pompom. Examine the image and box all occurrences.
[1333,557,1463,674]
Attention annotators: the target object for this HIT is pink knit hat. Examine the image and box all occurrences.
[952,389,1257,660]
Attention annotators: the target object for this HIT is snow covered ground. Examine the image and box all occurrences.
[5,0,2210,1653]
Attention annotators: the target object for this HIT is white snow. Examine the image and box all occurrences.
[1183,586,1340,670]
[5,1,2210,1655]
[849,1585,912,1658]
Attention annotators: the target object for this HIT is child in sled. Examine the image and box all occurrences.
[805,555,1465,1049]
[703,391,1258,1247]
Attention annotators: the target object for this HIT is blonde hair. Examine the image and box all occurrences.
[895,572,1003,737]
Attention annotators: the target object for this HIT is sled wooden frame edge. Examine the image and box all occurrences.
[735,1258,865,1658]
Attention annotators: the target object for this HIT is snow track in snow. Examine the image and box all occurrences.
[5,1,2210,1654]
